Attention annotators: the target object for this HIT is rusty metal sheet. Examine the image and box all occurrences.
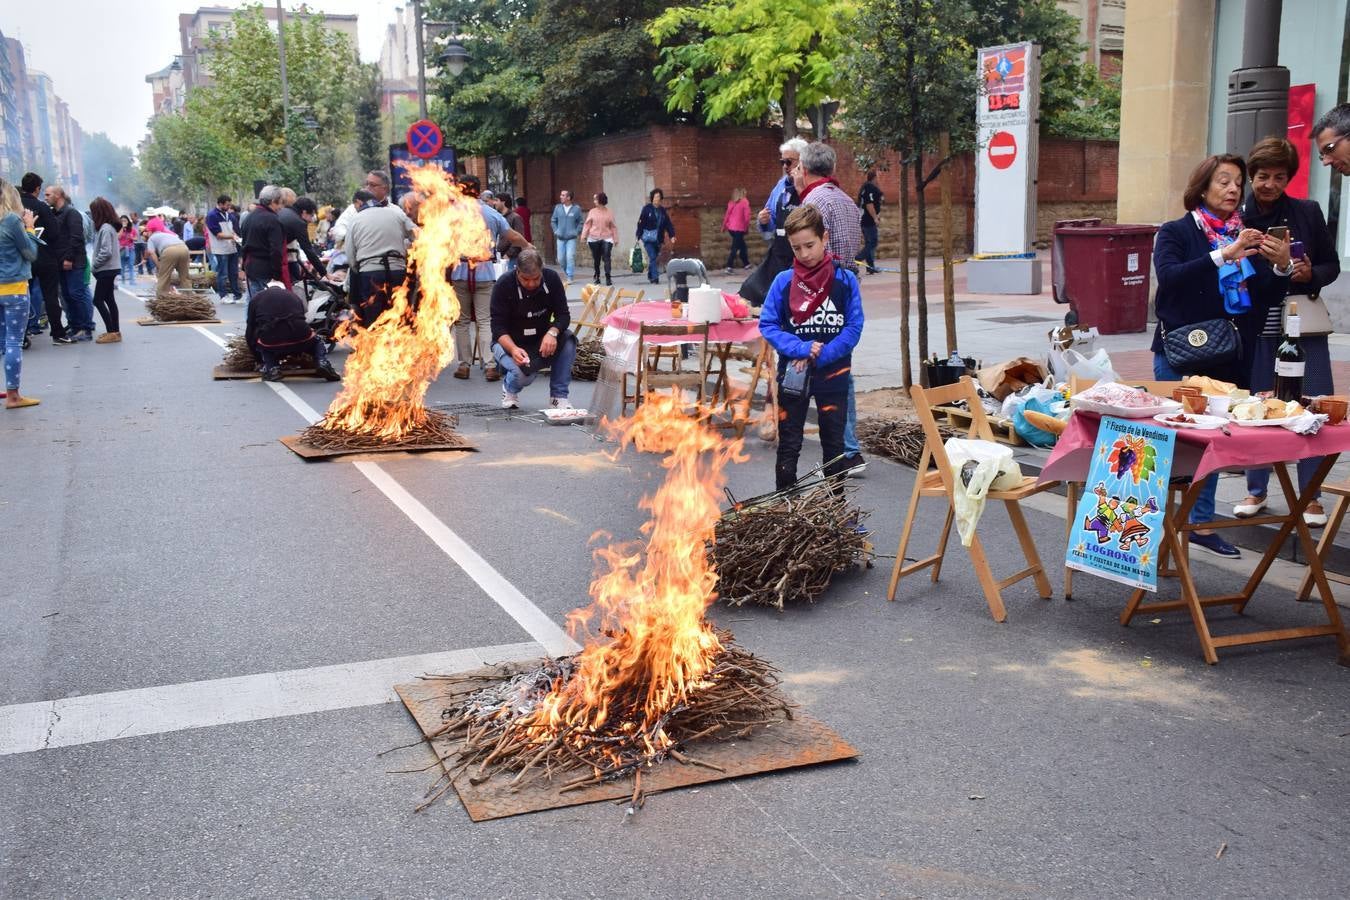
[278,432,474,461]
[395,666,860,822]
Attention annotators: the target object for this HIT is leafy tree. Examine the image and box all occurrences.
[201,4,361,187]
[139,96,256,207]
[841,0,976,385]
[427,0,674,154]
[355,63,386,175]
[650,0,853,140]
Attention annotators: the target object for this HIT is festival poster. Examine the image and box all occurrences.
[1065,416,1176,592]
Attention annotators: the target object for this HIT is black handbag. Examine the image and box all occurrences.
[1161,318,1242,373]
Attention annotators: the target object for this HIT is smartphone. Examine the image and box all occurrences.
[780,363,810,399]
[1290,240,1306,260]
[1267,225,1289,241]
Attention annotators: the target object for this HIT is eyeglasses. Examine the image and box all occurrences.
[1318,135,1345,159]
[780,158,796,167]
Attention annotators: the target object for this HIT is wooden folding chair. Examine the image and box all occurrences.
[621,321,710,414]
[887,377,1058,621]
[574,286,618,342]
[613,287,646,306]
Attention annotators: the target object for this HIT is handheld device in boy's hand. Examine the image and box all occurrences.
[780,362,811,399]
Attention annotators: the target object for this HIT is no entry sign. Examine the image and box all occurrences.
[406,119,444,160]
[988,130,1017,170]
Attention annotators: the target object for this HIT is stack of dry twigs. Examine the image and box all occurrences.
[146,290,216,322]
[219,334,315,373]
[571,338,605,381]
[299,408,466,452]
[855,417,958,468]
[712,471,871,610]
[187,271,218,290]
[414,632,792,810]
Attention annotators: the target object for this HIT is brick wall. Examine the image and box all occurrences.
[495,126,1118,263]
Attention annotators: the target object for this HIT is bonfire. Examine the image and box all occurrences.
[418,393,795,809]
[300,164,485,452]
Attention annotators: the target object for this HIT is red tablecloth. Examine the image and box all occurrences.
[1041,411,1350,483]
[604,301,761,345]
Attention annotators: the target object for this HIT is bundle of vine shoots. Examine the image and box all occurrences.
[413,632,792,811]
[712,470,872,610]
[855,417,960,469]
[299,406,466,452]
[146,289,216,322]
[187,271,218,290]
[571,338,604,381]
[220,334,315,373]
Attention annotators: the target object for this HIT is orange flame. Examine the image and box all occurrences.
[319,165,490,439]
[521,392,746,757]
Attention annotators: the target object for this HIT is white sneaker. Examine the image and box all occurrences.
[1233,497,1267,518]
[501,390,519,410]
[549,397,574,410]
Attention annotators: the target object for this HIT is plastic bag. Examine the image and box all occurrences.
[1061,348,1119,384]
[1013,396,1061,448]
[945,438,1024,546]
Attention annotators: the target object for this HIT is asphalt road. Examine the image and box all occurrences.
[2,287,1348,898]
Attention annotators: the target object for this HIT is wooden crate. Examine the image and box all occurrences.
[932,404,1025,446]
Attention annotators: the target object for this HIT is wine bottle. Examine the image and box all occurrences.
[1274,300,1305,402]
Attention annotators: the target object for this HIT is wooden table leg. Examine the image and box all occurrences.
[1272,457,1350,660]
[1122,478,1200,626]
[1166,480,1220,664]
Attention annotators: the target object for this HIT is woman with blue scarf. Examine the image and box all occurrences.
[1151,153,1291,559]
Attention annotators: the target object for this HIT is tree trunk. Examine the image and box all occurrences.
[898,159,912,389]
[782,74,799,140]
[913,147,929,367]
[939,131,956,356]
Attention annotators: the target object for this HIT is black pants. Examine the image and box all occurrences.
[725,231,749,268]
[259,335,328,368]
[30,267,66,339]
[588,240,612,283]
[92,270,120,333]
[351,270,404,327]
[776,383,849,490]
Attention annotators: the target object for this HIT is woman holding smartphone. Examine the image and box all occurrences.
[1233,137,1340,527]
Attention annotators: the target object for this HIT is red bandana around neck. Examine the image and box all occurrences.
[789,250,836,324]
[799,176,840,201]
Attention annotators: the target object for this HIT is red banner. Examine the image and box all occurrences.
[1286,83,1316,199]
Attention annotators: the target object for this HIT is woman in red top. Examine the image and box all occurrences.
[723,187,751,273]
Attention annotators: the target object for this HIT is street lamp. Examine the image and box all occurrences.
[413,0,470,119]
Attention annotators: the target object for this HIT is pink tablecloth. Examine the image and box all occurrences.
[1041,411,1350,483]
[604,301,761,345]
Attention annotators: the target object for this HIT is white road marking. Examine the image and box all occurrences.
[191,325,580,657]
[0,642,546,756]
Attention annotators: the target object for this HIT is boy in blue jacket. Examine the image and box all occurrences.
[759,205,864,489]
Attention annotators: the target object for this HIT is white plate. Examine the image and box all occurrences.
[542,408,589,424]
[1230,415,1300,427]
[1152,413,1229,430]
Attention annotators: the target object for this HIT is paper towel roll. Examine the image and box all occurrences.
[687,286,724,323]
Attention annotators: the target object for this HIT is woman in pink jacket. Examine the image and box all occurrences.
[723,187,751,273]
[580,192,618,286]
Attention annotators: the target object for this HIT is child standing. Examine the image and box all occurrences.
[758,205,864,489]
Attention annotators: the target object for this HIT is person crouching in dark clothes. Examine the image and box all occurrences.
[489,249,577,409]
[245,284,341,382]
[758,205,864,490]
